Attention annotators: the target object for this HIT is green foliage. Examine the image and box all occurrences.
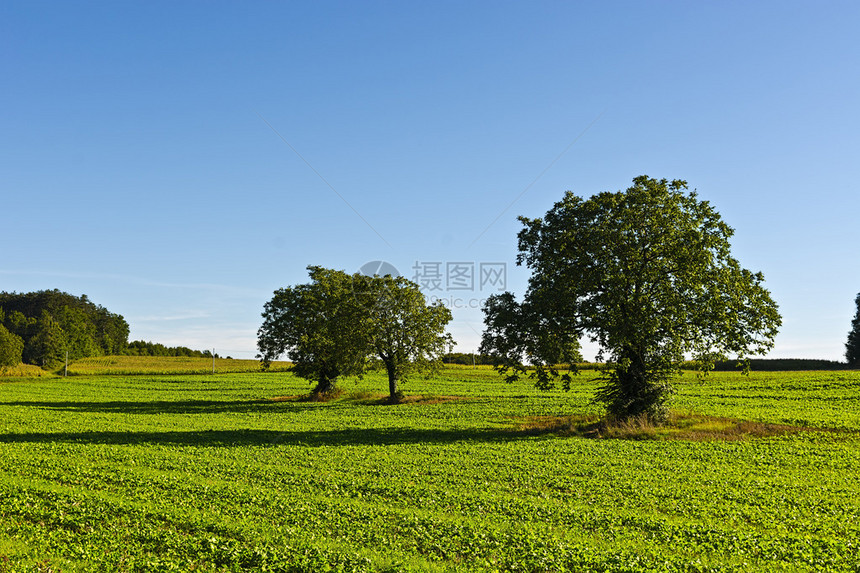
[58,306,101,360]
[25,311,66,367]
[481,291,583,390]
[258,267,453,399]
[441,352,495,365]
[0,290,129,367]
[125,340,217,358]
[0,323,24,368]
[846,293,860,367]
[482,176,782,422]
[352,273,453,399]
[0,369,859,571]
[258,267,374,394]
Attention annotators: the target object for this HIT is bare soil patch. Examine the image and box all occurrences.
[510,412,812,441]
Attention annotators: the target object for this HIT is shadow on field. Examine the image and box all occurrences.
[0,427,528,447]
[0,399,312,415]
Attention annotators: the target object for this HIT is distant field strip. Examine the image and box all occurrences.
[65,355,292,376]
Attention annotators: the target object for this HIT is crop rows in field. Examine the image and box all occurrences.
[0,368,858,571]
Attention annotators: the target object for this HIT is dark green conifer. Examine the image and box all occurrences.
[846,293,860,367]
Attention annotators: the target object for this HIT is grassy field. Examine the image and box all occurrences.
[0,366,858,571]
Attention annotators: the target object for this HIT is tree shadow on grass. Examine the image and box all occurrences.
[0,399,316,415]
[0,393,472,415]
[0,427,529,448]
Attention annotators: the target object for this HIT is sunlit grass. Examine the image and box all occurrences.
[0,367,858,570]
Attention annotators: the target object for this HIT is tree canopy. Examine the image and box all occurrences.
[352,273,453,400]
[0,310,24,368]
[846,293,860,367]
[480,291,582,390]
[258,267,369,394]
[258,266,453,400]
[481,176,782,421]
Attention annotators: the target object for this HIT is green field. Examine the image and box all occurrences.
[0,366,858,571]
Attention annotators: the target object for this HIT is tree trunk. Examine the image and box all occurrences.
[608,345,670,423]
[313,377,335,395]
[385,360,399,402]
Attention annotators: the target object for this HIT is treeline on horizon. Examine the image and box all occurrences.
[705,358,850,371]
[0,290,214,369]
[125,340,216,358]
[440,353,850,372]
[441,352,496,365]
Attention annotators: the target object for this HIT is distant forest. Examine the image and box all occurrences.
[441,352,495,365]
[0,290,213,368]
[125,340,216,358]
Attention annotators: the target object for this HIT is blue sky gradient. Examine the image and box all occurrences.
[3,1,859,360]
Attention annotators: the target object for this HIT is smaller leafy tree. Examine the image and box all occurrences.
[0,325,23,368]
[4,311,33,345]
[353,274,453,401]
[847,293,860,367]
[258,267,454,401]
[258,267,369,395]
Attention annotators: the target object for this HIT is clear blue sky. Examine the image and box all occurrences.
[2,1,858,361]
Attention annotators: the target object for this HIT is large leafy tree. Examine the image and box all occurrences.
[258,267,370,395]
[846,293,860,367]
[353,274,453,400]
[481,176,782,422]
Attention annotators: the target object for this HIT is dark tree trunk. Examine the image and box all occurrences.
[384,359,399,402]
[388,370,398,400]
[598,345,671,423]
[313,377,336,395]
